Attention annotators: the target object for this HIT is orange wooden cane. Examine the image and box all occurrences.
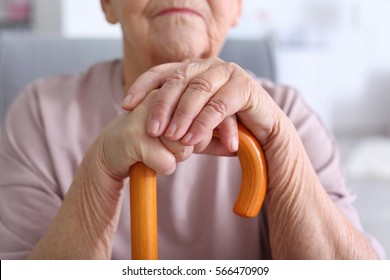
[129,123,267,260]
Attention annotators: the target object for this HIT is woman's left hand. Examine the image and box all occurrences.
[122,58,280,155]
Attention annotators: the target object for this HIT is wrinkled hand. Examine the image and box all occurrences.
[122,58,281,154]
[117,59,381,261]
[96,90,194,178]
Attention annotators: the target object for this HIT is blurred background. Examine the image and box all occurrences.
[1,0,389,258]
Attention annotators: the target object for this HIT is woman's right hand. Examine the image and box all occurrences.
[95,90,194,180]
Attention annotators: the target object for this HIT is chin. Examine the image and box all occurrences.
[150,34,212,64]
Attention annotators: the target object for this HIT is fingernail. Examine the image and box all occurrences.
[182,132,193,144]
[122,94,133,107]
[148,120,160,135]
[230,137,239,152]
[165,123,177,137]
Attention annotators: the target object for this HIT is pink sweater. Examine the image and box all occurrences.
[0,60,384,259]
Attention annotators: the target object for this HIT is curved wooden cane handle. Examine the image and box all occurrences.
[129,123,267,259]
[233,123,267,217]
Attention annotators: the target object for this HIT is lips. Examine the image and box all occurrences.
[154,7,203,18]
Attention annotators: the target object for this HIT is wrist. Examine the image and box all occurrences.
[260,116,305,191]
[28,143,127,260]
[72,141,127,241]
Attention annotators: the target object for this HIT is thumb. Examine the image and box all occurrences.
[139,141,177,176]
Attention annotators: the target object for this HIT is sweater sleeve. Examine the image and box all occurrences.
[0,84,62,259]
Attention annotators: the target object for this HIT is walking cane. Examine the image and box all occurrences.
[129,123,267,259]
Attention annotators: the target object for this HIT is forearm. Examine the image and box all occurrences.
[263,117,378,260]
[28,142,125,260]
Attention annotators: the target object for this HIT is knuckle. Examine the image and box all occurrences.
[145,67,163,84]
[192,117,213,134]
[151,98,170,113]
[166,71,187,85]
[146,66,161,76]
[174,106,194,121]
[225,61,239,73]
[187,77,213,98]
[205,99,228,117]
[186,61,204,72]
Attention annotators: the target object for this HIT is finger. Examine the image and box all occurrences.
[160,136,194,162]
[146,60,219,137]
[122,63,181,111]
[182,70,254,146]
[194,137,236,157]
[138,140,177,176]
[123,92,178,176]
[192,131,213,154]
[192,116,238,154]
[145,70,191,137]
[192,122,237,156]
[216,115,239,153]
[163,64,234,141]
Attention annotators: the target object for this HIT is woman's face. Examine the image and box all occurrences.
[101,0,242,65]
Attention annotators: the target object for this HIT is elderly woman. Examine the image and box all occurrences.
[0,0,384,259]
